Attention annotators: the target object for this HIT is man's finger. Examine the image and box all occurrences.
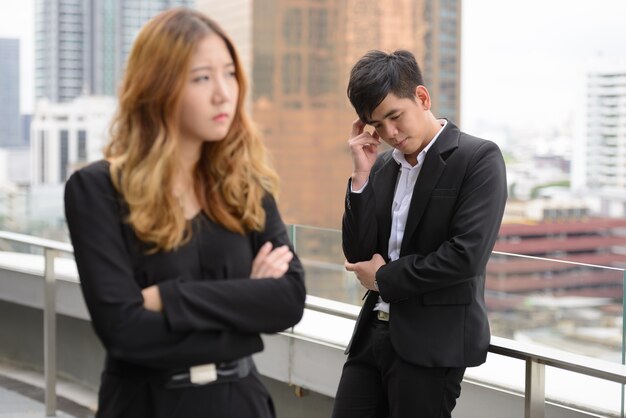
[344,261,356,271]
[351,118,365,138]
[350,132,378,148]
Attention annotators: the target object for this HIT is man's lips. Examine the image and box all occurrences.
[394,138,408,147]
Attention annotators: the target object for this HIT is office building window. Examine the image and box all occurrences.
[60,130,69,181]
[39,131,46,183]
[282,53,301,95]
[78,130,87,161]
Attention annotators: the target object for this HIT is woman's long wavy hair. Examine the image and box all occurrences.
[105,8,279,251]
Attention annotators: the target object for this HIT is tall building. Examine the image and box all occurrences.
[21,115,33,146]
[198,0,461,227]
[30,96,116,185]
[574,66,626,217]
[423,0,462,124]
[35,0,194,102]
[35,0,84,102]
[0,38,21,148]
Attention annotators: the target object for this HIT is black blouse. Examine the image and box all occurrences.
[64,160,306,372]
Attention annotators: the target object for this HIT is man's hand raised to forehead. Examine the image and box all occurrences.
[348,118,381,190]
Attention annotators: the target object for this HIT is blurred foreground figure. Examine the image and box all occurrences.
[64,8,305,417]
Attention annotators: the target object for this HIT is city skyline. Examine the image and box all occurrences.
[2,0,626,132]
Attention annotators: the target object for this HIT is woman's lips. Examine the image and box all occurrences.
[213,113,228,122]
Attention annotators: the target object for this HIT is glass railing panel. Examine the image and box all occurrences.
[545,367,622,417]
[289,225,364,306]
[486,252,624,365]
[288,225,625,368]
[0,185,69,243]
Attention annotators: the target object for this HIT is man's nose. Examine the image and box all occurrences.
[381,124,398,140]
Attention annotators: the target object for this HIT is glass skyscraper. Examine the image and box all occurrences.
[0,38,21,147]
[35,0,194,102]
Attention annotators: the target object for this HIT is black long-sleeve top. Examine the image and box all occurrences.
[64,160,306,372]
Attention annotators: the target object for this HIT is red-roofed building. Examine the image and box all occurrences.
[486,218,626,313]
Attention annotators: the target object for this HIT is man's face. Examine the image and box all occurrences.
[368,88,436,165]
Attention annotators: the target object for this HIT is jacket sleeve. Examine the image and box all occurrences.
[64,165,263,369]
[158,195,307,334]
[376,141,507,302]
[342,154,387,263]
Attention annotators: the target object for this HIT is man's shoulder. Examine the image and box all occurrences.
[457,130,488,145]
[457,130,501,153]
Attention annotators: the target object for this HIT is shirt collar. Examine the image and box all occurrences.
[392,119,447,168]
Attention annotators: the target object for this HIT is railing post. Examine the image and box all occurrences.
[525,358,545,418]
[288,224,297,251]
[287,224,296,385]
[43,248,57,416]
[622,271,625,418]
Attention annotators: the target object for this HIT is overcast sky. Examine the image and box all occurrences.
[2,0,626,133]
[461,0,626,132]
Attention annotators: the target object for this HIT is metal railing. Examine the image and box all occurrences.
[302,295,626,418]
[1,229,626,417]
[0,231,73,417]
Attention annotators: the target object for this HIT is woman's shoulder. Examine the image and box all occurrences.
[67,159,112,185]
[65,159,117,197]
[74,159,110,177]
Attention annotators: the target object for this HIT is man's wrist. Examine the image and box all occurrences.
[351,172,369,191]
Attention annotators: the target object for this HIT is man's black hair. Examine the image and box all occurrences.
[347,49,425,123]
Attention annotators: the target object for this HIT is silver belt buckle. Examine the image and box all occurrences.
[377,311,390,321]
[190,363,217,384]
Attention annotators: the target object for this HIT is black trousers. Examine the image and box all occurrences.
[96,368,274,418]
[332,317,465,418]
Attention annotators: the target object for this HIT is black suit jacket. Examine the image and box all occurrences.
[343,121,507,368]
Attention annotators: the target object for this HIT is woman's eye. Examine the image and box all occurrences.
[193,75,210,83]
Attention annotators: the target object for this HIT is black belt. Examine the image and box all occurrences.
[165,356,254,389]
[370,310,390,326]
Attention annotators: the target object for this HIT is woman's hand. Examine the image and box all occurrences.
[251,242,293,279]
[142,285,163,312]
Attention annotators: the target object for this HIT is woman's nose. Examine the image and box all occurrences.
[212,77,231,104]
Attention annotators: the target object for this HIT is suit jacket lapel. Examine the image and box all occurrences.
[400,122,460,255]
[372,153,399,260]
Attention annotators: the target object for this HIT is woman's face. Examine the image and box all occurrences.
[178,33,239,146]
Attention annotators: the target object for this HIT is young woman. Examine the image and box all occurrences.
[64,8,305,417]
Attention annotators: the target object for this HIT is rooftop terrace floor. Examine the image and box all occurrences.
[0,362,95,418]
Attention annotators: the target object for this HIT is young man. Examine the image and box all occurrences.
[333,50,507,418]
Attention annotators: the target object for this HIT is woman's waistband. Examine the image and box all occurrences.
[104,355,254,389]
